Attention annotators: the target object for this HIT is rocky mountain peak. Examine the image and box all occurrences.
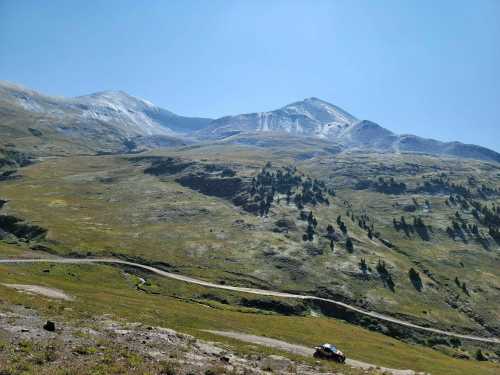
[280,97,357,125]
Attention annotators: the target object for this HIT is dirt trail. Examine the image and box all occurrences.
[0,257,499,344]
[204,330,419,375]
[2,283,74,301]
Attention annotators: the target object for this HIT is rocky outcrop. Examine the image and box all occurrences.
[176,174,243,198]
[142,157,194,176]
[232,192,260,213]
[239,297,307,316]
[0,170,18,181]
[0,215,47,241]
[0,148,32,169]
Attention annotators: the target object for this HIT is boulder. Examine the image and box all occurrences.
[273,218,297,232]
[43,320,56,332]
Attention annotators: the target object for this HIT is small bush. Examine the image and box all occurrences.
[475,349,487,361]
[159,360,178,375]
[74,345,97,355]
[205,367,226,375]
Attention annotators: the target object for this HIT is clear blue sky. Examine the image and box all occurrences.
[1,0,499,151]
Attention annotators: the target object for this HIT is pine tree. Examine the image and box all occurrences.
[462,282,469,295]
[340,221,347,234]
[306,223,315,241]
[346,237,354,252]
[408,268,423,291]
[475,349,487,361]
[359,258,368,275]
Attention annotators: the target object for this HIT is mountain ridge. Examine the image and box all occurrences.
[0,80,212,136]
[201,100,500,163]
[1,80,498,163]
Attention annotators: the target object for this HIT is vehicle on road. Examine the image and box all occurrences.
[313,343,346,363]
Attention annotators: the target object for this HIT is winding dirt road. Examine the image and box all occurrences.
[0,257,498,344]
[204,330,417,375]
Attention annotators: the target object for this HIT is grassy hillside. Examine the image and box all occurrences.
[0,251,498,375]
[0,143,499,372]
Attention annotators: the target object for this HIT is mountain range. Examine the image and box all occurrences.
[1,80,499,162]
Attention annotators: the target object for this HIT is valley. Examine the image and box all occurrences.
[1,81,499,374]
